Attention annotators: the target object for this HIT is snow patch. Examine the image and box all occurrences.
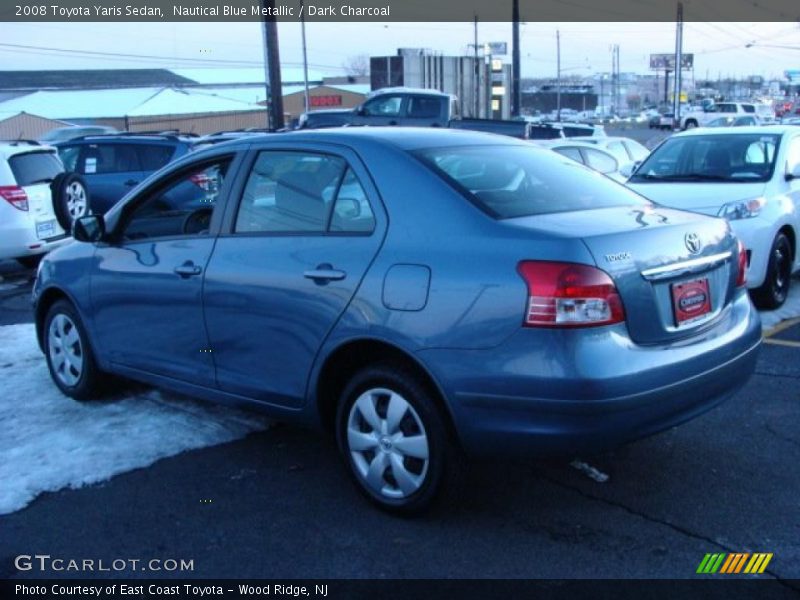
[0,323,269,515]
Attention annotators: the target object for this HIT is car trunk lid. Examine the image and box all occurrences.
[507,205,737,345]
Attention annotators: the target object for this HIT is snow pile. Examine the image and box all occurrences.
[0,323,269,515]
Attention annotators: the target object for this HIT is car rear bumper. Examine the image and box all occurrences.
[0,223,70,260]
[417,290,761,457]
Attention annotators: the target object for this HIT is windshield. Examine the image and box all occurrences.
[415,145,650,219]
[630,133,779,183]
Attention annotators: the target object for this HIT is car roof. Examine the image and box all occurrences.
[207,127,533,152]
[55,133,197,145]
[0,141,57,159]
[567,136,640,144]
[535,139,614,151]
[674,125,798,138]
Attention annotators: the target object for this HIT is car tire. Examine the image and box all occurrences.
[751,232,793,310]
[43,300,108,400]
[51,173,91,231]
[336,362,466,515]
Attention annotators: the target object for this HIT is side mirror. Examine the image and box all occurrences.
[787,161,800,181]
[619,161,640,179]
[335,197,361,219]
[72,214,105,242]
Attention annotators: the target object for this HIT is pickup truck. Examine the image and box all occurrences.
[297,87,602,138]
[679,102,757,130]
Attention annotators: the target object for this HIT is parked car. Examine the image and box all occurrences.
[54,132,201,214]
[0,141,90,267]
[626,126,800,309]
[706,116,760,127]
[679,102,757,130]
[659,112,675,130]
[38,126,118,144]
[535,140,630,182]
[567,136,650,163]
[34,128,760,513]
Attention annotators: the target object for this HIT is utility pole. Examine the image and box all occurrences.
[511,0,521,117]
[261,0,284,130]
[672,1,684,129]
[300,0,310,114]
[556,30,561,121]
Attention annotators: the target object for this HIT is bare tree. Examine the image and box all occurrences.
[343,54,370,78]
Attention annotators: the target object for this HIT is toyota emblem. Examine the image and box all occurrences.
[685,233,701,254]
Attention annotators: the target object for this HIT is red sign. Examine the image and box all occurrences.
[671,278,712,325]
[310,95,343,107]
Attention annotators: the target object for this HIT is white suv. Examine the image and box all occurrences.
[0,141,90,267]
[680,102,757,130]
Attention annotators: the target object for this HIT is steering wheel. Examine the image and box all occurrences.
[182,207,213,235]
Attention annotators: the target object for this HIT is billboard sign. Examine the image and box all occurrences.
[650,53,694,70]
[487,42,508,56]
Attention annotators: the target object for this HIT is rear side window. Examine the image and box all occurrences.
[8,151,63,186]
[408,96,442,119]
[78,144,142,174]
[416,145,650,219]
[583,148,618,174]
[553,147,583,163]
[235,151,375,235]
[137,145,176,171]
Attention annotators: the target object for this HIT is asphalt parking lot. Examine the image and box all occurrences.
[0,257,798,585]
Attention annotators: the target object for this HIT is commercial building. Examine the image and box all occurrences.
[369,48,513,119]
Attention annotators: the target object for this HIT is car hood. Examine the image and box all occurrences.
[626,181,767,216]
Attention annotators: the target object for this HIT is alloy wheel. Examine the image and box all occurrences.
[346,387,430,499]
[48,313,84,386]
[65,181,88,221]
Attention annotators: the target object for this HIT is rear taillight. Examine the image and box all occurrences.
[517,261,625,327]
[736,239,747,287]
[189,173,211,189]
[0,185,29,211]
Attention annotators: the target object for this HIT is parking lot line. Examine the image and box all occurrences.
[762,337,800,349]
[762,317,800,339]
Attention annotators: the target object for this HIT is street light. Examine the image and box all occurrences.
[745,42,800,50]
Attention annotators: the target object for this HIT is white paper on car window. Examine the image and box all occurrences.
[84,158,97,174]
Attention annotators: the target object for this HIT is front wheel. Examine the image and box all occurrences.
[684,120,698,129]
[751,232,793,310]
[336,363,465,514]
[44,300,108,400]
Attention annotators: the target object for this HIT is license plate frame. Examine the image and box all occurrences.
[671,278,712,326]
[35,219,56,240]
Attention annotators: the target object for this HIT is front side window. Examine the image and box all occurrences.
[121,159,230,241]
[417,145,650,219]
[630,133,779,183]
[235,151,375,234]
[362,95,402,117]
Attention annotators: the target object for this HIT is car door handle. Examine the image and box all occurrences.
[124,179,139,187]
[388,120,398,126]
[174,262,202,278]
[304,264,346,283]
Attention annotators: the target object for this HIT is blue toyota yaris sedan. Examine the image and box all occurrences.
[33,128,762,513]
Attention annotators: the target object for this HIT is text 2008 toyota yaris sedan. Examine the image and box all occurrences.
[33,128,761,513]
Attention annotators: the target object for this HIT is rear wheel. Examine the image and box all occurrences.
[44,300,108,400]
[684,119,698,129]
[336,363,465,514]
[751,232,793,310]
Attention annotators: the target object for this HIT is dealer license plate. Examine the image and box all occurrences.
[671,278,712,325]
[36,219,57,240]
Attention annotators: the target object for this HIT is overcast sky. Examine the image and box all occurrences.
[1,21,798,80]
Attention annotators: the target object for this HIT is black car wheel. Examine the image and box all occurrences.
[51,173,91,231]
[336,363,465,514]
[752,232,793,310]
[44,300,108,400]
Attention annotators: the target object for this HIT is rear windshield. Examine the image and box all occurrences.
[630,133,780,183]
[415,145,650,219]
[8,151,63,186]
